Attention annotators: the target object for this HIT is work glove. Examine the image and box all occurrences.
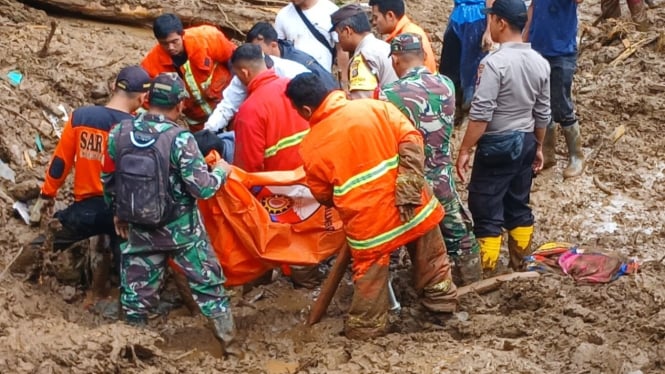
[395,142,426,222]
[395,173,424,222]
[29,196,54,226]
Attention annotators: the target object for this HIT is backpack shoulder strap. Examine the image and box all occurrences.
[115,119,135,150]
[293,5,336,59]
[154,124,187,166]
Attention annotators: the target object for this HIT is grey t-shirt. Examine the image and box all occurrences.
[469,42,551,134]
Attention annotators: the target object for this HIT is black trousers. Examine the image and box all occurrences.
[53,196,120,270]
[467,132,537,238]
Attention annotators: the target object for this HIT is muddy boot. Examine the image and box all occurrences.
[561,122,585,179]
[172,271,200,316]
[345,260,390,340]
[507,226,534,271]
[210,308,243,358]
[123,312,149,326]
[451,252,483,286]
[85,235,112,307]
[422,278,458,313]
[628,0,650,31]
[600,0,622,19]
[477,235,502,272]
[289,265,324,289]
[407,228,458,313]
[542,122,557,169]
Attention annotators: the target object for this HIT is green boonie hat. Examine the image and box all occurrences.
[388,33,423,57]
[148,72,190,107]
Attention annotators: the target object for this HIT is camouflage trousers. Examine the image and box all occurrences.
[120,216,229,322]
[427,164,480,257]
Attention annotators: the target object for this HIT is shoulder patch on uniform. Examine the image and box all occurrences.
[350,58,360,79]
[475,63,485,87]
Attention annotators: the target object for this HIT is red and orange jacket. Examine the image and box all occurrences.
[299,91,444,277]
[41,106,133,201]
[141,25,236,128]
[386,16,437,73]
[233,69,310,172]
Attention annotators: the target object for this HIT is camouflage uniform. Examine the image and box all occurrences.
[379,64,481,283]
[103,112,229,323]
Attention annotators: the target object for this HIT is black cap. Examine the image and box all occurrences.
[330,4,366,31]
[115,65,151,93]
[484,0,528,30]
[148,72,190,107]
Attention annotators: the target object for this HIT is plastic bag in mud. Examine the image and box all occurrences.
[525,242,639,283]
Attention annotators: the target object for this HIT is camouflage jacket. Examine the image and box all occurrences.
[378,66,456,174]
[103,113,226,251]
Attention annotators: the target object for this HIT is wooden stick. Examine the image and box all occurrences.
[0,246,26,280]
[307,244,351,325]
[457,271,541,296]
[38,21,57,58]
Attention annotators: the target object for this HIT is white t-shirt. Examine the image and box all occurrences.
[205,56,310,132]
[274,0,338,72]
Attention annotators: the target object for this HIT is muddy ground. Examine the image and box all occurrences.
[1,0,664,372]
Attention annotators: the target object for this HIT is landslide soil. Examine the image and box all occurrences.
[1,0,665,373]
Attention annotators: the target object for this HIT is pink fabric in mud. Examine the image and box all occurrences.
[557,250,637,284]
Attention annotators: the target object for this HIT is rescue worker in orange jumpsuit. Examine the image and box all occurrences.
[141,14,236,132]
[28,66,151,301]
[286,72,458,339]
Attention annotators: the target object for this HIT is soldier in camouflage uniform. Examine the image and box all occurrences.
[378,33,482,285]
[102,73,239,355]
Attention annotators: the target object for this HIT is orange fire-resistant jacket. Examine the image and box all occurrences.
[299,91,444,278]
[141,25,236,128]
[386,16,437,73]
[41,106,133,201]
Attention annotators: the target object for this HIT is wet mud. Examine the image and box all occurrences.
[1,0,664,372]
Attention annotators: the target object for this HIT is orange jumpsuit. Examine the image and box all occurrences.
[141,25,236,130]
[385,16,437,73]
[299,91,457,338]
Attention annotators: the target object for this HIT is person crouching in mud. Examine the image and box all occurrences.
[286,72,458,339]
[102,73,239,356]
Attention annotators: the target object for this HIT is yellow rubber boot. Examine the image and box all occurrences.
[478,236,503,272]
[508,226,534,271]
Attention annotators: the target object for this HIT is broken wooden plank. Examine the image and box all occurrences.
[610,36,659,66]
[458,271,541,296]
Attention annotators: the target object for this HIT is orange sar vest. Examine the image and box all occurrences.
[386,16,437,73]
[299,91,444,277]
[141,25,236,129]
[41,106,133,201]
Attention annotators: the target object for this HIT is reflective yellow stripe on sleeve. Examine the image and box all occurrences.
[347,195,439,250]
[264,129,310,158]
[333,155,399,197]
[182,61,215,115]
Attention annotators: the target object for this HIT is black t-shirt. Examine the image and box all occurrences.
[172,52,188,70]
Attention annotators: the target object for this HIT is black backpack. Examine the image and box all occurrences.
[114,119,185,229]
